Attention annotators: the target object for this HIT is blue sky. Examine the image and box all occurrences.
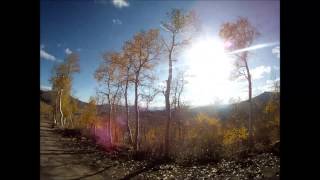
[40,0,280,106]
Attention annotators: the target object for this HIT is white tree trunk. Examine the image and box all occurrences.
[59,90,64,128]
[53,114,57,125]
[54,92,59,126]
[69,114,74,128]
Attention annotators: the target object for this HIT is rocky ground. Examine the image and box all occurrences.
[135,153,279,180]
[40,115,279,180]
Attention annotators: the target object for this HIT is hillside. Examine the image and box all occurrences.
[41,89,278,121]
[40,90,87,108]
[40,90,280,179]
[190,91,279,119]
[40,89,110,115]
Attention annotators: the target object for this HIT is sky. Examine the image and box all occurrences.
[40,0,280,107]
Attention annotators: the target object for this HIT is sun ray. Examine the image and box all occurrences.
[228,42,279,55]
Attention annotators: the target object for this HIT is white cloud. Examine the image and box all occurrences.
[251,66,271,80]
[65,48,72,55]
[273,66,280,70]
[112,18,122,25]
[40,49,59,62]
[272,46,280,59]
[112,0,129,8]
[40,46,62,62]
[257,78,280,92]
[40,85,52,91]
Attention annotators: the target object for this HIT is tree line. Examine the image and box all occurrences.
[46,8,279,161]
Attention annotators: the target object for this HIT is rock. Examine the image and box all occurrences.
[212,168,217,173]
[262,167,277,178]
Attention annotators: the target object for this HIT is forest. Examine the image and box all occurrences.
[41,8,280,180]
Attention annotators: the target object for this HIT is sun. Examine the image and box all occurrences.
[183,35,236,105]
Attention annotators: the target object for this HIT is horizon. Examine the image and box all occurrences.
[40,87,278,109]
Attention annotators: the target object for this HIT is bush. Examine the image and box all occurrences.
[222,127,248,157]
[173,113,224,165]
[40,101,52,116]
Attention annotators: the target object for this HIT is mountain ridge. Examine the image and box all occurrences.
[40,89,279,118]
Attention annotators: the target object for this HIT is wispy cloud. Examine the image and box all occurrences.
[112,18,122,25]
[40,49,60,62]
[77,48,82,52]
[266,78,280,85]
[251,66,271,80]
[40,84,52,91]
[272,46,280,59]
[257,78,280,93]
[273,66,280,70]
[65,48,72,55]
[112,0,129,8]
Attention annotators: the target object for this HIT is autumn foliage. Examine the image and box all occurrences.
[43,9,279,164]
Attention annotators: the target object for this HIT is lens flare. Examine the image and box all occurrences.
[228,42,279,55]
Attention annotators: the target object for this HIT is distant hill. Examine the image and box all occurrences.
[40,89,112,115]
[40,90,55,105]
[40,89,88,109]
[40,89,279,120]
[190,91,279,120]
